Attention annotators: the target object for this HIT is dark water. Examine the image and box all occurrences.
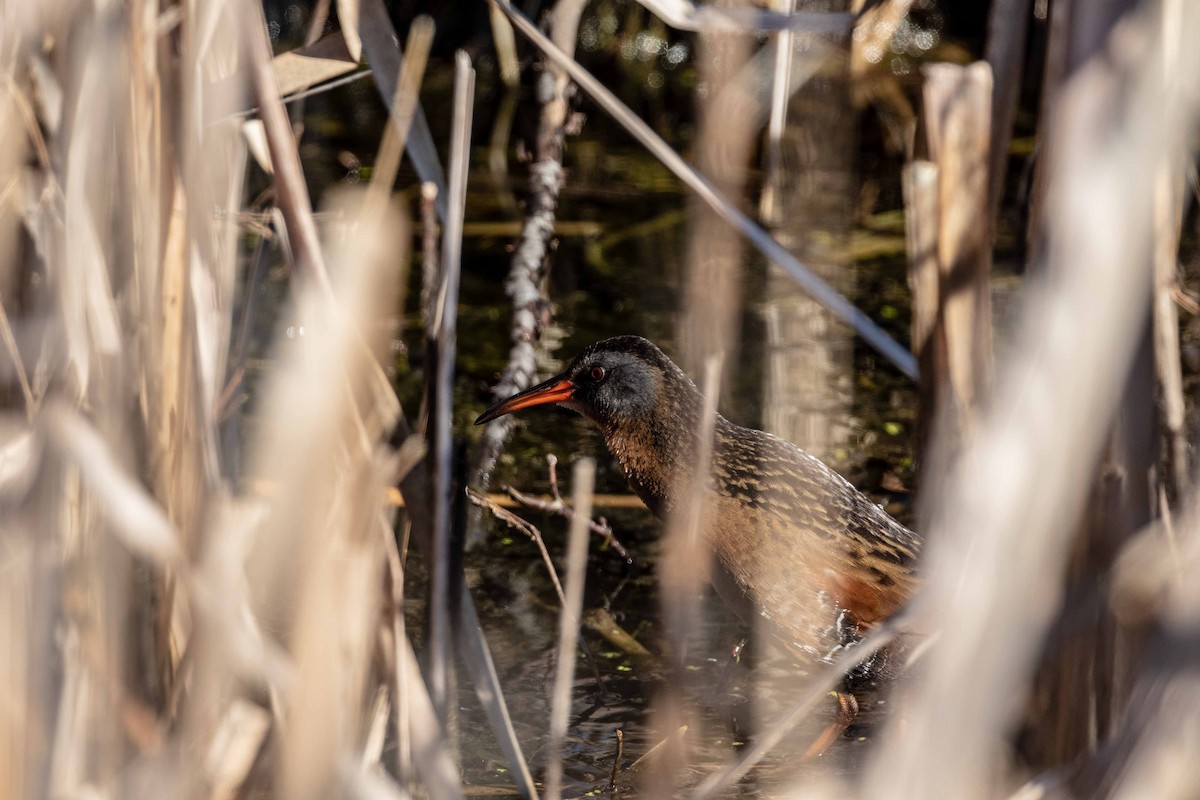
[244,1,964,795]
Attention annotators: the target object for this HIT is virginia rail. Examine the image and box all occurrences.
[476,336,920,664]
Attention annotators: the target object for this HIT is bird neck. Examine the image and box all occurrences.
[599,385,711,517]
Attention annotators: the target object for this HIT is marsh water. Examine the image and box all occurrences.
[245,1,987,795]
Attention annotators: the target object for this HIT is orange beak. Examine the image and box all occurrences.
[474,376,576,425]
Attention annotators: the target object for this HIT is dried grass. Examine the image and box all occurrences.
[0,4,433,799]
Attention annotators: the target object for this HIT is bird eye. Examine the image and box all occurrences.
[590,366,606,382]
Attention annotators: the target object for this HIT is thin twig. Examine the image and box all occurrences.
[467,488,566,605]
[609,729,624,791]
[420,182,441,342]
[467,486,610,694]
[546,453,563,503]
[503,454,631,560]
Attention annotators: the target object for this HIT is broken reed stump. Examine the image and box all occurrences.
[904,159,940,456]
[906,61,995,457]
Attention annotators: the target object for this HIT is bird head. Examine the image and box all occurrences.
[474,336,692,431]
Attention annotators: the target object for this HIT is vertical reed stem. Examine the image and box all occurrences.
[544,458,595,800]
[427,51,474,719]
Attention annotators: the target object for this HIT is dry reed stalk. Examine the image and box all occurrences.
[0,110,39,800]
[11,4,1200,800]
[8,3,247,797]
[1153,158,1189,497]
[393,631,465,800]
[380,515,413,788]
[487,1,521,88]
[9,6,231,800]
[362,18,433,226]
[337,0,363,61]
[1023,0,1186,776]
[358,0,448,218]
[1024,0,1067,266]
[245,2,333,297]
[862,5,1200,797]
[0,5,476,800]
[305,0,333,45]
[921,62,995,432]
[1027,0,1142,266]
[1075,476,1200,797]
[269,33,358,99]
[543,458,595,800]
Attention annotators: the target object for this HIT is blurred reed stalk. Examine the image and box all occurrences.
[425,49,474,727]
[0,5,483,800]
[866,4,1200,799]
[642,357,722,798]
[543,458,595,800]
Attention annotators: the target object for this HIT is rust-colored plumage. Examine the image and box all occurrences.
[476,336,920,659]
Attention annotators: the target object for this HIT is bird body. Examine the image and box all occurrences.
[476,336,920,660]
